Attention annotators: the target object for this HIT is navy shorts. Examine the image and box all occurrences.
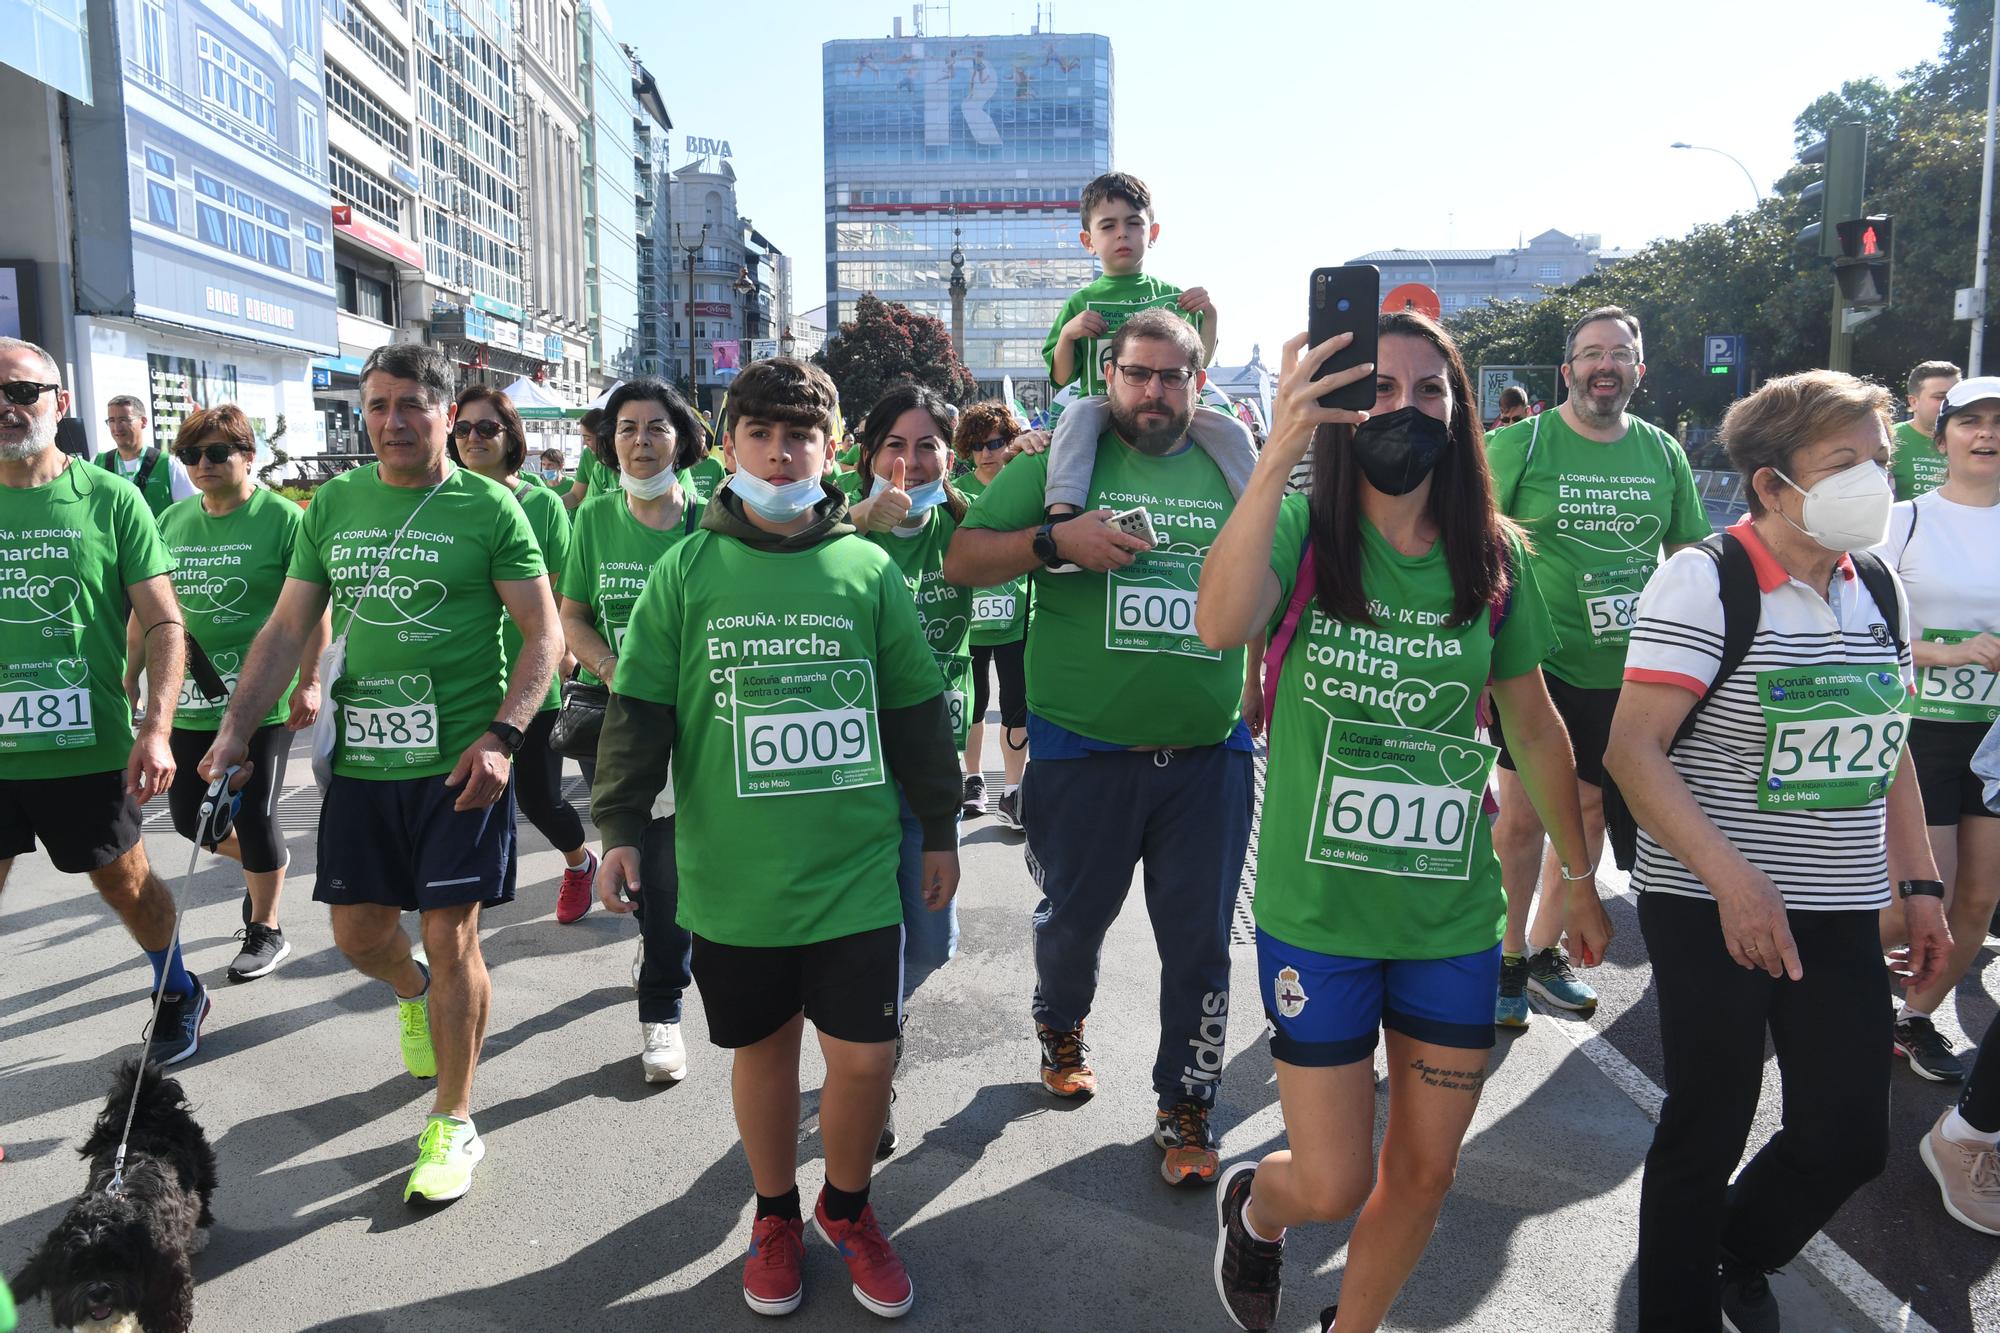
[1258,929,1500,1067]
[314,772,517,913]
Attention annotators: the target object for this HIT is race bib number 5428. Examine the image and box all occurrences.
[731,658,886,797]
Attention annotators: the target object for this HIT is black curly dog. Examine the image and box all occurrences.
[12,1059,218,1332]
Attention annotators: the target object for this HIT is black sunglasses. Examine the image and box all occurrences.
[451,419,504,439]
[176,443,242,466]
[1,380,59,406]
[972,436,1011,452]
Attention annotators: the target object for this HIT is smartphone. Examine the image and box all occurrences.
[1106,505,1159,547]
[1307,265,1381,412]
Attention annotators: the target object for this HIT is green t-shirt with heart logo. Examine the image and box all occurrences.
[1891,420,1948,501]
[288,463,544,781]
[681,455,728,505]
[1487,411,1709,690]
[957,473,1030,646]
[1043,272,1202,396]
[507,480,572,713]
[612,528,944,947]
[0,459,174,778]
[157,488,302,731]
[960,434,1245,748]
[561,490,704,686]
[1258,494,1556,959]
[863,506,975,746]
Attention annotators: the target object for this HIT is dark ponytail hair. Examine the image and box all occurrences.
[1306,310,1521,628]
[855,382,968,523]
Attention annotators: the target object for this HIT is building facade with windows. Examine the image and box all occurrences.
[513,0,590,403]
[1350,230,1630,316]
[663,152,783,410]
[822,30,1112,407]
[577,0,639,390]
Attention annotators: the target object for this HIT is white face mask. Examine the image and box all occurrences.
[619,466,677,501]
[1774,458,1894,553]
[726,469,824,521]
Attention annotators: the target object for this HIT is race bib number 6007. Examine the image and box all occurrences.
[731,658,886,797]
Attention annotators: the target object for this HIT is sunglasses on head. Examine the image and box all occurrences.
[175,442,241,466]
[1,380,59,406]
[451,419,504,440]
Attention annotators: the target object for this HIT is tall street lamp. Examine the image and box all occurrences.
[677,221,708,400]
[1669,142,1763,211]
[734,264,756,369]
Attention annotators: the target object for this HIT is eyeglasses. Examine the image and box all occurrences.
[614,421,675,442]
[451,419,504,440]
[1109,363,1195,391]
[105,415,141,426]
[1,380,59,406]
[1495,412,1527,426]
[1570,347,1639,367]
[175,443,241,466]
[971,436,1011,452]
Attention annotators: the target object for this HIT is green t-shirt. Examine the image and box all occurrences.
[158,488,301,731]
[574,450,622,500]
[96,449,175,517]
[1257,495,1556,959]
[289,463,544,780]
[561,490,704,685]
[507,479,571,713]
[958,473,1029,646]
[1891,420,1947,501]
[0,460,173,777]
[1043,272,1202,396]
[613,529,943,947]
[864,506,975,746]
[961,434,1245,747]
[1486,411,1708,690]
[681,455,728,505]
[545,474,576,498]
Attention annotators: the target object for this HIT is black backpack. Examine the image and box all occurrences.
[1601,531,1906,870]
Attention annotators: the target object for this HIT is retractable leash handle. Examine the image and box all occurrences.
[198,764,244,850]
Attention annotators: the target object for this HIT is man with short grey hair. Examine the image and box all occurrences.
[0,336,209,1064]
[96,391,195,517]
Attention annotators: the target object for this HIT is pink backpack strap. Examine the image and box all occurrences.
[1261,539,1317,728]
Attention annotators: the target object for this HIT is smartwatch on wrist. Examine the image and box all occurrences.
[1032,514,1076,570]
[1896,878,1945,900]
[486,721,526,755]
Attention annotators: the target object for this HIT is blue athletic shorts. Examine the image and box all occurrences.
[314,772,517,913]
[1257,929,1500,1067]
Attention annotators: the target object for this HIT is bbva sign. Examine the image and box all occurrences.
[687,136,733,159]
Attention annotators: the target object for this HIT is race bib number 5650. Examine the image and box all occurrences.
[731,658,886,797]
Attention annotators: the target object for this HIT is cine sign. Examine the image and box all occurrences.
[686,136,732,159]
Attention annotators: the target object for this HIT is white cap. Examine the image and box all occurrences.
[1937,375,2000,432]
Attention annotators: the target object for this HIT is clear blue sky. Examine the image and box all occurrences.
[610,0,1956,370]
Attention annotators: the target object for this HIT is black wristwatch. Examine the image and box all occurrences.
[1897,879,1946,900]
[1032,515,1075,570]
[486,721,526,755]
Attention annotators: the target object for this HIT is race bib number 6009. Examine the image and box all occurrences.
[731,658,886,797]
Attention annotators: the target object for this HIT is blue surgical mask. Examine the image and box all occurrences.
[727,469,825,522]
[870,471,949,521]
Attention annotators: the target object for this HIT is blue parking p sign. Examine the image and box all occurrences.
[1704,335,1742,368]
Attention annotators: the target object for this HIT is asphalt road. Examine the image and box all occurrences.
[0,738,1993,1331]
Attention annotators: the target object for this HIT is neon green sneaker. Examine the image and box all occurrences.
[398,993,437,1080]
[1,1269,18,1333]
[404,1115,484,1203]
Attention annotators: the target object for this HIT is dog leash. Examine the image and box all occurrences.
[105,767,241,1196]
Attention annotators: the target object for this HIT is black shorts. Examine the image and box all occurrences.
[1493,672,1620,787]
[314,772,517,912]
[167,724,290,872]
[971,638,1027,732]
[0,769,142,874]
[691,922,904,1048]
[1908,719,1999,825]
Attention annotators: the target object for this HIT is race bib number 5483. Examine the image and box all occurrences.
[731,658,886,797]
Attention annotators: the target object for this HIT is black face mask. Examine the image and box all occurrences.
[1349,405,1451,496]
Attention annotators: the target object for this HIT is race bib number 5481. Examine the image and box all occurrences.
[731,658,886,797]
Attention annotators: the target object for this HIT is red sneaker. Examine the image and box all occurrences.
[555,849,598,924]
[742,1214,805,1316]
[813,1193,914,1318]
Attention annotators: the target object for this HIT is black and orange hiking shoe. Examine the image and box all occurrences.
[1036,1020,1097,1099]
[1155,1098,1220,1186]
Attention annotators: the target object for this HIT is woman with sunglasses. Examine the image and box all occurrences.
[560,377,707,1084]
[450,385,599,923]
[128,405,329,981]
[949,401,1031,830]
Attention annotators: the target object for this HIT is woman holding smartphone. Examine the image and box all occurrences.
[1197,311,1611,1333]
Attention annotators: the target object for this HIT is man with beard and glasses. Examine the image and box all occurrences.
[0,338,210,1065]
[946,307,1256,1188]
[1486,307,1710,1027]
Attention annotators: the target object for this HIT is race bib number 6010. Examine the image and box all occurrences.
[731,658,886,797]
[1307,720,1497,881]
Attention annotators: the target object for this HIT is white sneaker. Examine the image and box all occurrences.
[631,937,644,992]
[641,1021,687,1084]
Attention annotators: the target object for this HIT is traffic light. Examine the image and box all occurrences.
[1797,123,1867,257]
[1834,215,1893,307]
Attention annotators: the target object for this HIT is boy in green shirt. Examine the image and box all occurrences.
[1040,172,1254,519]
[1891,359,1960,500]
[591,358,960,1321]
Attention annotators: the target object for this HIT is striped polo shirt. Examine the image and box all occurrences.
[1623,517,1912,912]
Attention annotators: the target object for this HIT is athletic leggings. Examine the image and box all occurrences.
[969,637,1027,732]
[1964,1017,2000,1135]
[167,723,289,872]
[517,709,586,852]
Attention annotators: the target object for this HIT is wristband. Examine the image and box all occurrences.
[1896,879,1945,900]
[1560,863,1595,882]
[596,653,617,680]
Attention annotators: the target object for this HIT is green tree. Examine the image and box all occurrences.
[813,294,978,422]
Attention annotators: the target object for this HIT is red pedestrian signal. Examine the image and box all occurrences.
[1834,215,1893,309]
